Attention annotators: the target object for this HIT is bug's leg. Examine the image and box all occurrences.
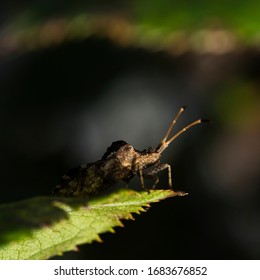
[150,174,160,189]
[138,166,145,190]
[167,164,172,188]
[137,164,151,193]
[151,175,159,189]
[141,173,159,190]
[143,163,172,189]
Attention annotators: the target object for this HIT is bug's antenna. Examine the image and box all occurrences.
[156,106,207,154]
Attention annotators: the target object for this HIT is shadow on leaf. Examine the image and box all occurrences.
[0,196,89,246]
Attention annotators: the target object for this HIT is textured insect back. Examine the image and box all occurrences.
[101,141,128,160]
[53,141,137,197]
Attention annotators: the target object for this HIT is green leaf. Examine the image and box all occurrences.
[0,189,186,260]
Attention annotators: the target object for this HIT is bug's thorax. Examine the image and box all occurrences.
[114,144,137,168]
[102,142,161,175]
[133,149,161,171]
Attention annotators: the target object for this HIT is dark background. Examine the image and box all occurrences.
[1,0,260,259]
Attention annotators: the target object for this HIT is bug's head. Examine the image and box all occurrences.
[156,106,208,154]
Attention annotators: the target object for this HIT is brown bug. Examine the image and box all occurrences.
[53,106,207,197]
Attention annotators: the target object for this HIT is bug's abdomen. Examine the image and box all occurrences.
[53,144,136,197]
[53,163,105,197]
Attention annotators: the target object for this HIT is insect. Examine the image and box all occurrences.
[53,106,207,197]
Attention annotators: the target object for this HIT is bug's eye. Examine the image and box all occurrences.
[102,140,128,160]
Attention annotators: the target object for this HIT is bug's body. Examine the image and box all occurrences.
[53,107,206,197]
[54,142,161,196]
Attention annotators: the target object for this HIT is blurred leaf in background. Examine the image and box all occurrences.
[2,0,260,56]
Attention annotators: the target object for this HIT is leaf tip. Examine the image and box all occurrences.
[128,214,135,220]
[109,228,116,233]
[73,246,80,252]
[174,191,188,197]
[95,236,103,243]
